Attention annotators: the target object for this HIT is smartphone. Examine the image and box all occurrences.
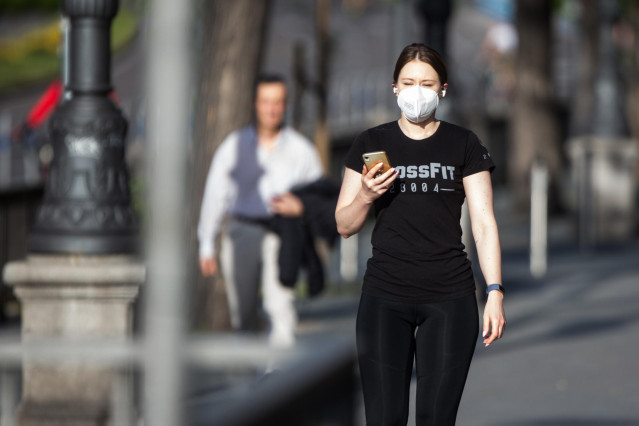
[362,151,392,177]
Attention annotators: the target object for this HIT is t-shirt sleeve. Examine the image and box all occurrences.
[462,131,495,177]
[343,130,369,172]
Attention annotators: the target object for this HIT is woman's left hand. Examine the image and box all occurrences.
[482,291,506,347]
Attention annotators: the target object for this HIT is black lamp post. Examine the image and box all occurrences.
[28,0,138,253]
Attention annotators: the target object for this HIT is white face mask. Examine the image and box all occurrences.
[396,86,439,123]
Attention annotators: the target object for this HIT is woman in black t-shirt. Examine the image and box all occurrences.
[335,44,506,426]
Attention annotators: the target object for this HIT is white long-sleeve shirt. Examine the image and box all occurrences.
[198,126,323,258]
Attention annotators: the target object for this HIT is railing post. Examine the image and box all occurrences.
[143,0,191,425]
[530,158,548,278]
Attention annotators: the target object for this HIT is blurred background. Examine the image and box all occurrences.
[1,0,639,425]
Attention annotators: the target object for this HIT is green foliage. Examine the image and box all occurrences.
[0,19,60,63]
[0,0,59,13]
[552,0,561,11]
[128,174,146,228]
[0,8,138,94]
[0,49,59,93]
[111,7,138,52]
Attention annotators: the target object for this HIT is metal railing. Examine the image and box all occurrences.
[327,69,397,140]
[0,334,356,426]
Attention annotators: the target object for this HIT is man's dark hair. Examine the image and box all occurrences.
[253,73,287,100]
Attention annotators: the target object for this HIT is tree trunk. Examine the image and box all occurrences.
[569,0,598,137]
[315,0,331,173]
[509,0,561,212]
[625,2,639,143]
[189,0,271,330]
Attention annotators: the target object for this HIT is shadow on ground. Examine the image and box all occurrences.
[491,419,638,426]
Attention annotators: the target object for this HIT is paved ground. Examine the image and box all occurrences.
[457,241,639,426]
[458,196,639,425]
[294,206,639,425]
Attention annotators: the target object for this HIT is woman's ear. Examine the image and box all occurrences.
[392,84,398,95]
[441,83,448,98]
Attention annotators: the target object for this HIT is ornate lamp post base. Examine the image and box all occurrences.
[27,90,138,254]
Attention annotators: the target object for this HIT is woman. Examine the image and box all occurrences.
[335,43,506,425]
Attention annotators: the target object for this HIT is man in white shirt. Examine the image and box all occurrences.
[198,75,323,347]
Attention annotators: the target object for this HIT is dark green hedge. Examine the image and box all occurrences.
[0,0,59,13]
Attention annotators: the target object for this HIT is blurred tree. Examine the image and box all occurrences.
[316,0,331,172]
[509,0,562,212]
[569,0,598,137]
[618,0,639,142]
[292,42,308,131]
[189,0,272,330]
[415,0,452,62]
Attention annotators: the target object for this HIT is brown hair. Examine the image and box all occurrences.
[253,73,287,101]
[392,43,447,84]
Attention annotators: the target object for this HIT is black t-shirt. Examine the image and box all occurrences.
[344,120,495,303]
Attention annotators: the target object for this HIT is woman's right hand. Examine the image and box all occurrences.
[335,164,397,239]
[359,163,398,203]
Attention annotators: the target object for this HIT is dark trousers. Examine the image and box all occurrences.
[356,292,478,426]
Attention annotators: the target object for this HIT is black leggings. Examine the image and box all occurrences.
[356,292,479,426]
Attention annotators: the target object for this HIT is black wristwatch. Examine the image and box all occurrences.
[486,284,505,296]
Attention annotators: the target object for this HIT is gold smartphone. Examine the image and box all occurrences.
[362,151,392,177]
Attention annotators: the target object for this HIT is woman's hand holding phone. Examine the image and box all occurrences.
[360,162,398,203]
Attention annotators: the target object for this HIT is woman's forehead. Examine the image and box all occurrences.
[398,60,438,80]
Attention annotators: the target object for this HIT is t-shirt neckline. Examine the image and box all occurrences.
[395,120,445,142]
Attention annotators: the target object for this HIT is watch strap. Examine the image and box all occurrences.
[486,284,505,296]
